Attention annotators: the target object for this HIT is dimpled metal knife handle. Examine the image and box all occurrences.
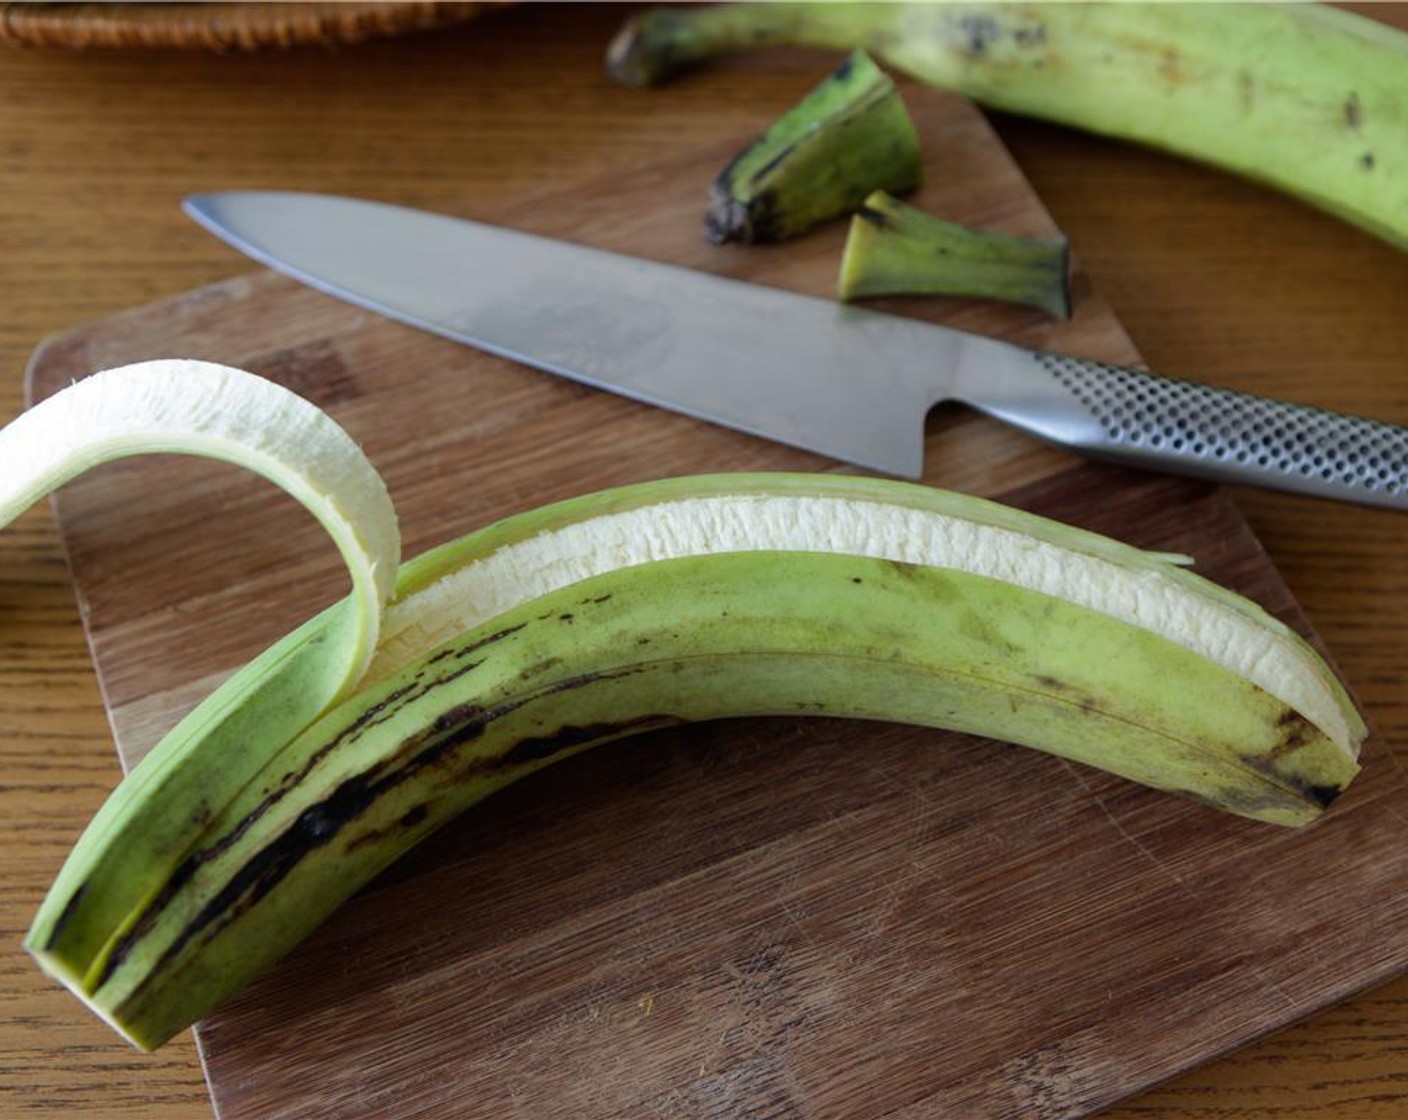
[1026,351,1408,510]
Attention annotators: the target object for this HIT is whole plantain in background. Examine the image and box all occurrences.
[610,2,1408,252]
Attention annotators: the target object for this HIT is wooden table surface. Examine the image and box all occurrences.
[1,4,1405,1116]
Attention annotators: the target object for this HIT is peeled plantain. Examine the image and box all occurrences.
[0,363,1365,1048]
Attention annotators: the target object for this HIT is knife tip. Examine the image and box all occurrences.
[181,193,215,221]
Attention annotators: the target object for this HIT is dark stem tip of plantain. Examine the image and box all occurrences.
[704,194,752,245]
[606,10,692,87]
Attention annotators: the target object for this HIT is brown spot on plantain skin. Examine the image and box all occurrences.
[518,656,564,682]
[1237,70,1255,111]
[1264,708,1316,762]
[956,13,1003,56]
[1013,22,1046,47]
[1026,672,1101,714]
[884,558,923,580]
[1157,47,1185,85]
[1345,92,1363,129]
[957,608,1016,655]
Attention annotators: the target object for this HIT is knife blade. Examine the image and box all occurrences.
[184,191,1408,511]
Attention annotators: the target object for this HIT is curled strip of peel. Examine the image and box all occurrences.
[0,358,399,672]
[1,359,399,979]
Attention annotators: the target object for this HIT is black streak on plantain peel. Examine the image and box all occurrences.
[705,50,922,244]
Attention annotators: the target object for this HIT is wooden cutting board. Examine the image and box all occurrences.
[26,86,1408,1120]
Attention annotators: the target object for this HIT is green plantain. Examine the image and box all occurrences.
[609,2,1408,251]
[1,365,1366,1049]
[23,474,1364,1048]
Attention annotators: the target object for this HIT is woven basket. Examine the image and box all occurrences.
[0,2,501,50]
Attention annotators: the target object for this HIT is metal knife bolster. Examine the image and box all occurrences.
[956,345,1408,511]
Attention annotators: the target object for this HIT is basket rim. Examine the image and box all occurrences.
[0,1,499,51]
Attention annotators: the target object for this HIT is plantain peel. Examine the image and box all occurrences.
[705,49,921,244]
[840,190,1072,317]
[0,365,1364,1049]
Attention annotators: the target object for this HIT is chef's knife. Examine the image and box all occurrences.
[184,191,1408,511]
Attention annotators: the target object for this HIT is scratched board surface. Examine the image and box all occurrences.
[28,86,1408,1119]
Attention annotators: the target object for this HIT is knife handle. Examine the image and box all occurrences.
[995,351,1408,511]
